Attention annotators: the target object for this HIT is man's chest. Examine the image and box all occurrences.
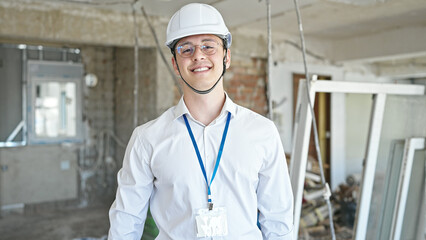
[148,130,263,191]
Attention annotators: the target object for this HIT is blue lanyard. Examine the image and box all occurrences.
[183,112,231,210]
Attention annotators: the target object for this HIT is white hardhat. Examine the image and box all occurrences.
[165,3,232,49]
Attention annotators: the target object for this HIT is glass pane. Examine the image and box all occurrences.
[366,95,426,239]
[376,140,405,240]
[35,81,77,138]
[401,148,425,238]
[0,46,23,142]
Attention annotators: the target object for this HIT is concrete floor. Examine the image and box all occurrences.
[0,203,353,240]
[0,205,110,240]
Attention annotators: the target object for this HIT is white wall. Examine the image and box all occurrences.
[342,67,393,177]
[271,62,346,189]
[344,93,372,177]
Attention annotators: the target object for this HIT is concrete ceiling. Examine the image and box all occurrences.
[5,0,426,65]
[27,0,426,40]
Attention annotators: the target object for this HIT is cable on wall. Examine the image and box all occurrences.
[141,7,182,96]
[266,0,274,120]
[132,0,139,129]
[291,0,337,239]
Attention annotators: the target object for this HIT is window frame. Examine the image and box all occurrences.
[26,60,84,145]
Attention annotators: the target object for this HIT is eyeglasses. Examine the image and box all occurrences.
[175,41,223,58]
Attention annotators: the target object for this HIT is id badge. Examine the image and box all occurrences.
[195,207,228,238]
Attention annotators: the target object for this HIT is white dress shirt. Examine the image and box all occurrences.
[108,95,294,240]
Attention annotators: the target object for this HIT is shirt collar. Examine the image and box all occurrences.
[173,92,237,122]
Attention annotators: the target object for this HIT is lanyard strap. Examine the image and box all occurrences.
[183,112,231,208]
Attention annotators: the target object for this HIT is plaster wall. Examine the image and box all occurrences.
[342,67,398,178]
[156,46,179,114]
[0,145,78,205]
[329,25,426,62]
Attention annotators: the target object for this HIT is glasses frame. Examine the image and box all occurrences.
[175,41,223,58]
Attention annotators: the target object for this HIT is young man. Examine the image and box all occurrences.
[108,3,294,239]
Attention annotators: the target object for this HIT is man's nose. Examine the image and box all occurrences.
[192,46,206,60]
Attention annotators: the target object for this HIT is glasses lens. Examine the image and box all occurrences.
[177,44,194,58]
[200,42,218,55]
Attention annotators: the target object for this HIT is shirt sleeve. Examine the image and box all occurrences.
[257,122,294,240]
[108,128,154,240]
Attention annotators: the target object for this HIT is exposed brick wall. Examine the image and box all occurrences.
[171,55,269,116]
[81,47,115,132]
[225,56,268,116]
[68,46,160,208]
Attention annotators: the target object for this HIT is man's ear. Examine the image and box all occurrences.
[225,49,231,69]
[171,57,180,75]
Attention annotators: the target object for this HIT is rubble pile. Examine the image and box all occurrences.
[298,157,359,240]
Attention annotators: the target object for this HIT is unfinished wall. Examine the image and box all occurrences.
[0,0,163,47]
[225,55,268,116]
[0,0,172,208]
[156,48,180,114]
[114,47,159,163]
[0,45,118,210]
[81,47,115,132]
[0,145,78,206]
[78,46,117,207]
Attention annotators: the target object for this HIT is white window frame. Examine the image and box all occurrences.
[289,80,425,240]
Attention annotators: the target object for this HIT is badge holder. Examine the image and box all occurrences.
[195,206,228,238]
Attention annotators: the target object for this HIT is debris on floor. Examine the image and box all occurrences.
[0,204,110,240]
[299,157,360,240]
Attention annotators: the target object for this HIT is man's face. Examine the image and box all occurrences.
[172,34,231,92]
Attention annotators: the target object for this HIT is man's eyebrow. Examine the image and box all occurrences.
[177,41,191,46]
[201,38,217,42]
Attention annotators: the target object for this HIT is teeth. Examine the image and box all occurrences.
[193,67,209,72]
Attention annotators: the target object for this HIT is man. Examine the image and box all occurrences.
[109,3,293,239]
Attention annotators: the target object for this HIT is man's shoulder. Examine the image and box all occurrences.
[234,104,275,128]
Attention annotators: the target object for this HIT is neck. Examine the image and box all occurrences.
[183,85,226,126]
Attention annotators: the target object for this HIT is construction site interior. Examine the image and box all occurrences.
[0,0,425,239]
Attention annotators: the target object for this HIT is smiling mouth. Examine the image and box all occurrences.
[192,67,211,72]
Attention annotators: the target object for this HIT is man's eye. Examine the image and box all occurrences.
[182,48,192,53]
[203,44,215,49]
